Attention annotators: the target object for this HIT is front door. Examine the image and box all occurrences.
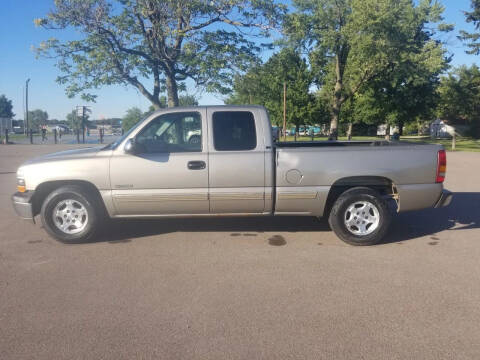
[110,110,209,216]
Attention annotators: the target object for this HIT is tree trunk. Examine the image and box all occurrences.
[329,107,339,140]
[151,98,162,110]
[166,74,179,107]
[397,119,404,136]
[347,122,353,140]
[329,53,344,140]
[385,124,391,140]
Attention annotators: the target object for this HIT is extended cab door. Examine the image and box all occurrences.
[109,109,209,215]
[207,108,266,214]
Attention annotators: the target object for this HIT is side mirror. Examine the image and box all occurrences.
[124,138,137,154]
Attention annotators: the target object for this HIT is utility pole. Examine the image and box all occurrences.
[76,105,91,144]
[82,106,85,143]
[283,82,287,141]
[25,78,30,135]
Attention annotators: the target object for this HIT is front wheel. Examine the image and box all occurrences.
[40,185,100,243]
[328,187,392,246]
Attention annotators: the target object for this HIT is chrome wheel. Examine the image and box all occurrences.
[52,199,88,235]
[344,201,380,236]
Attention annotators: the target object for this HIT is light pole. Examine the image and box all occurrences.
[25,78,30,135]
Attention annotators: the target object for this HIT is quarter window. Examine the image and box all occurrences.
[212,111,256,151]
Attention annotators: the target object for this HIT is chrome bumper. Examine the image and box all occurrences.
[434,190,453,208]
[11,191,35,222]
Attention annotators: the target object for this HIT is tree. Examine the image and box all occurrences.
[0,95,15,118]
[342,40,449,137]
[226,48,327,131]
[437,65,480,137]
[459,0,480,54]
[142,93,199,118]
[35,0,285,108]
[284,0,452,138]
[66,110,90,130]
[122,107,144,131]
[28,109,49,130]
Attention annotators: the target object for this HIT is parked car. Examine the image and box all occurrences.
[12,126,24,134]
[12,105,451,246]
[54,125,71,134]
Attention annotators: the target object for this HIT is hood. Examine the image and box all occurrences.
[23,146,106,166]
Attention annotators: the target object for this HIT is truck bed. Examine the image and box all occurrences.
[273,140,444,216]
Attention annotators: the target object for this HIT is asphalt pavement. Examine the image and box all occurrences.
[0,145,479,359]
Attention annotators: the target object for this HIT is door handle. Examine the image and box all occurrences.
[187,161,206,170]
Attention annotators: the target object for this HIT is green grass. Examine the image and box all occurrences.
[281,135,480,151]
[401,136,480,152]
[7,133,41,140]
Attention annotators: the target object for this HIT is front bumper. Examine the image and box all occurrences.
[434,189,453,208]
[11,191,35,221]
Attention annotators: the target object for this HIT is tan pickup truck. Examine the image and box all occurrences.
[12,105,452,245]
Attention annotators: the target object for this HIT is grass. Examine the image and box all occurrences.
[281,135,480,151]
[7,133,41,140]
[402,136,480,152]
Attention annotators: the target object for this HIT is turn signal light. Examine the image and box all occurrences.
[436,150,446,183]
[17,178,26,193]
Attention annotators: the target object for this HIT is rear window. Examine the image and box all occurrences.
[212,111,256,151]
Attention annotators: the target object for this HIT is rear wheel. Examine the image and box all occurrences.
[328,187,391,246]
[40,185,100,243]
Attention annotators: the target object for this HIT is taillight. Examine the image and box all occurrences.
[436,149,446,183]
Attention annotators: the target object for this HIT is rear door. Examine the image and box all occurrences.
[207,108,265,214]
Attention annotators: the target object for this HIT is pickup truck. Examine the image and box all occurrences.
[11,105,452,245]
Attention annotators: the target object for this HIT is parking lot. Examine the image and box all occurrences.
[1,145,479,359]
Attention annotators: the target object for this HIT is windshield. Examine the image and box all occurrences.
[103,116,148,150]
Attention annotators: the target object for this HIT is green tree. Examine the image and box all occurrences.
[122,107,144,131]
[34,0,285,108]
[0,95,15,118]
[28,109,49,130]
[459,0,480,54]
[342,40,448,136]
[226,48,327,132]
[437,65,480,137]
[285,0,452,139]
[66,110,90,130]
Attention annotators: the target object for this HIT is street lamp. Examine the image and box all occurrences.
[25,78,30,135]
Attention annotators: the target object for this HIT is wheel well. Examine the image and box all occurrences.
[324,176,397,217]
[31,180,105,217]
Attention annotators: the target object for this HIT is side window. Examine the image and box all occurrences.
[136,112,202,153]
[212,111,257,151]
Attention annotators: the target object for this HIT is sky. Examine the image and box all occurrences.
[0,0,478,120]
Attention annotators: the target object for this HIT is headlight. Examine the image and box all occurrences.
[16,167,24,178]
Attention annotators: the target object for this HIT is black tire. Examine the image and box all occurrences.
[328,187,391,246]
[40,185,100,243]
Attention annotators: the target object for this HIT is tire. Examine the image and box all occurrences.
[40,185,100,243]
[328,187,391,246]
